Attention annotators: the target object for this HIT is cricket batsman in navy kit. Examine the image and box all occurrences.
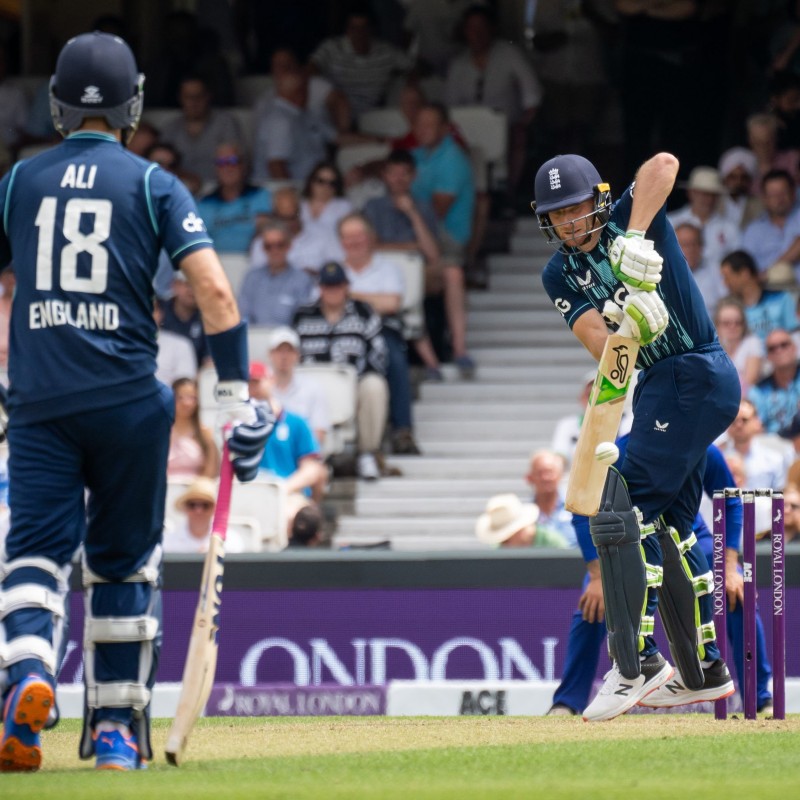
[533,153,741,721]
[0,32,272,770]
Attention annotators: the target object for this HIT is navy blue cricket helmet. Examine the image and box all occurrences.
[49,31,144,143]
[531,154,612,252]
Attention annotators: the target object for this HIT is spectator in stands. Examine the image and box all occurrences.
[294,261,391,481]
[392,83,469,153]
[0,264,13,369]
[0,43,27,149]
[168,377,219,479]
[301,161,353,254]
[159,273,211,367]
[746,113,800,185]
[718,147,763,230]
[163,477,246,553]
[674,222,726,316]
[287,499,324,547]
[128,120,159,158]
[256,46,352,135]
[525,449,577,548]
[667,167,740,274]
[783,484,800,543]
[779,413,800,489]
[444,4,542,198]
[720,250,798,341]
[154,303,196,387]
[767,70,800,152]
[238,221,316,327]
[364,149,475,379]
[249,361,326,500]
[161,74,242,185]
[714,297,764,394]
[741,169,800,275]
[252,70,336,185]
[719,400,788,537]
[411,103,475,263]
[197,142,272,253]
[339,213,421,456]
[310,9,413,119]
[749,330,800,434]
[145,141,203,196]
[267,326,331,448]
[249,185,346,274]
[475,494,569,549]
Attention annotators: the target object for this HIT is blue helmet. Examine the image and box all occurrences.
[530,154,612,252]
[49,32,144,143]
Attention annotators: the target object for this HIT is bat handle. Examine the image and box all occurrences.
[211,440,234,541]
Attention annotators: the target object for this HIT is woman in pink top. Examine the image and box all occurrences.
[167,377,220,479]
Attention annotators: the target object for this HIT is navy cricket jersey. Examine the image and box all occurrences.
[0,132,213,424]
[541,184,718,369]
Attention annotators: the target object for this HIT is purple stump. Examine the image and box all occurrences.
[712,491,728,720]
[772,494,786,720]
[743,492,757,720]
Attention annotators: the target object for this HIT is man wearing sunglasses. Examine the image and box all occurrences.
[197,142,272,253]
[749,329,800,433]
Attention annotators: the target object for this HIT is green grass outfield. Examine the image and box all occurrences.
[4,716,799,799]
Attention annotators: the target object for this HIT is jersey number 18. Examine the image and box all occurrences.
[34,196,112,294]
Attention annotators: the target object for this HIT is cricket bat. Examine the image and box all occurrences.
[565,332,639,516]
[165,444,234,766]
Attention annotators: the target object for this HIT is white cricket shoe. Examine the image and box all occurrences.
[582,653,674,722]
[638,659,735,708]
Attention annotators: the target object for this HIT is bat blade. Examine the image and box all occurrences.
[565,333,639,516]
[165,447,233,766]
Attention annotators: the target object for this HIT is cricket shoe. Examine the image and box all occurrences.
[94,728,147,770]
[638,659,735,708]
[582,654,674,722]
[0,674,54,772]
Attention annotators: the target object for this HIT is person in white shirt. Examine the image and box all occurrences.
[267,325,331,447]
[163,477,246,553]
[667,166,741,274]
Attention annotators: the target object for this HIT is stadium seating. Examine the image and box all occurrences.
[378,250,425,340]
[219,251,251,295]
[235,74,274,108]
[295,362,358,459]
[335,142,391,175]
[357,108,407,139]
[449,105,507,187]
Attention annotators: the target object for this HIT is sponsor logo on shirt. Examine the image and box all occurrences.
[182,212,206,233]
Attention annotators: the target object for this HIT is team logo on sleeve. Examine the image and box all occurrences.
[554,298,571,316]
[182,212,207,233]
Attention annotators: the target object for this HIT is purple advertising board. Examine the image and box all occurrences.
[59,588,800,686]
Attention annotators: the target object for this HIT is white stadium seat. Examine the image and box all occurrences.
[336,142,390,175]
[295,363,358,458]
[218,252,252,294]
[378,250,425,340]
[449,105,508,187]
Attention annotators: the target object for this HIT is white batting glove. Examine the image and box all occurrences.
[214,381,276,482]
[621,291,669,345]
[609,230,663,292]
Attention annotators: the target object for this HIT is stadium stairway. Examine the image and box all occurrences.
[331,217,596,551]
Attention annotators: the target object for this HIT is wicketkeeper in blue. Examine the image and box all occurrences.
[0,33,273,771]
[533,153,741,720]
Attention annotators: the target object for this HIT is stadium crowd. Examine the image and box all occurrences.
[1,3,800,552]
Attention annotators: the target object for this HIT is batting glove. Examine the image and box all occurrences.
[621,290,669,345]
[214,381,276,482]
[609,230,663,292]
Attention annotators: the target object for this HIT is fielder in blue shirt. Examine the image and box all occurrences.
[533,152,741,721]
[0,33,273,772]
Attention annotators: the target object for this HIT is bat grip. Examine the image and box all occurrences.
[211,439,234,541]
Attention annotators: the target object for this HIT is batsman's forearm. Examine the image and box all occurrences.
[628,152,679,233]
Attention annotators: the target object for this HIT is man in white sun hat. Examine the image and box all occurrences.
[475,494,569,548]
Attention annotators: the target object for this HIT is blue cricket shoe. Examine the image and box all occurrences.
[94,728,147,770]
[0,674,54,772]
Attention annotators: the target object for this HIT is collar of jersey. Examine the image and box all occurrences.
[66,131,119,143]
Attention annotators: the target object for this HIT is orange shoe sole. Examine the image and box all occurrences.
[0,736,42,772]
[0,679,54,772]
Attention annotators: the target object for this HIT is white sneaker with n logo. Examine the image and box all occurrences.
[582,654,674,722]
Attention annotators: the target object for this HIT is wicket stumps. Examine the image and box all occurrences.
[711,488,785,720]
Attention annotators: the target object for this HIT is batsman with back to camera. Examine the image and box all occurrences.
[533,152,742,721]
[0,32,273,771]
